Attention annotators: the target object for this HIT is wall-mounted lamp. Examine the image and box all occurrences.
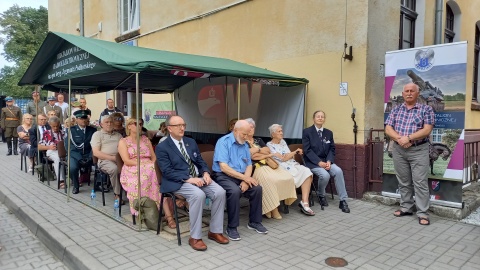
[343,43,353,61]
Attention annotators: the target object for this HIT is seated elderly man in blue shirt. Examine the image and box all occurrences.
[212,119,267,241]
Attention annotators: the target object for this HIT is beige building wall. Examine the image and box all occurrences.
[48,0,480,137]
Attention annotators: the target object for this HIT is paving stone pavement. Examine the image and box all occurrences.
[0,202,68,270]
[0,147,479,270]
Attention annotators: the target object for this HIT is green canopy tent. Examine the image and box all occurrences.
[18,31,309,231]
[19,32,308,93]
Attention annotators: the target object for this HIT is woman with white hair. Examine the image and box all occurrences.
[245,118,297,219]
[267,124,315,216]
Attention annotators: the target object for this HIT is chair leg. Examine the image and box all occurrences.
[20,153,23,171]
[157,193,165,235]
[281,200,289,214]
[329,177,334,200]
[171,194,181,246]
[119,187,123,217]
[101,175,106,206]
[32,158,35,176]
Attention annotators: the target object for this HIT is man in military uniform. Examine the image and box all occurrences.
[43,96,64,123]
[1,97,22,155]
[65,110,96,194]
[26,91,46,124]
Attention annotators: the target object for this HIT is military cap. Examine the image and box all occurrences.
[47,96,56,101]
[5,96,13,102]
[71,101,81,107]
[73,110,89,119]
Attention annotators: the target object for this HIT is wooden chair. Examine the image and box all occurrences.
[200,151,214,171]
[92,156,108,206]
[197,144,215,153]
[155,161,182,246]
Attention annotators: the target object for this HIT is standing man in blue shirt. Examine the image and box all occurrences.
[212,119,267,241]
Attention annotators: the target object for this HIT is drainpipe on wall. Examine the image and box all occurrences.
[80,0,84,36]
[434,0,443,44]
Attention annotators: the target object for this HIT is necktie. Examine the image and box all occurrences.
[318,129,323,140]
[179,142,196,177]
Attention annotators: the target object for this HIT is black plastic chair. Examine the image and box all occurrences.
[116,153,134,222]
[40,150,55,186]
[155,161,181,246]
[92,156,108,206]
[20,152,28,173]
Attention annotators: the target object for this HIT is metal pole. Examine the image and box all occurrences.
[79,0,84,37]
[304,83,308,128]
[434,0,443,44]
[35,85,40,170]
[135,73,142,230]
[67,80,72,202]
[237,78,241,119]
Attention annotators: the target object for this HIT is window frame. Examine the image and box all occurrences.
[120,0,140,34]
[399,0,417,49]
[473,24,480,101]
[445,5,455,43]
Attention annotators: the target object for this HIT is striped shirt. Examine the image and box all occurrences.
[385,102,435,142]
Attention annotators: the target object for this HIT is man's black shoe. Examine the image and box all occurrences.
[72,187,79,194]
[339,200,350,213]
[319,196,329,207]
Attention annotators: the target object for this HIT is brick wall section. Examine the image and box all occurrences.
[327,144,369,199]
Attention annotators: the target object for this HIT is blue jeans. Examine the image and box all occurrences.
[311,164,348,201]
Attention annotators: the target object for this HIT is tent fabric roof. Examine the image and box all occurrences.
[19,32,308,93]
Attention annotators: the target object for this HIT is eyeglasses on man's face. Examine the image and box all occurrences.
[169,123,186,128]
[114,117,123,121]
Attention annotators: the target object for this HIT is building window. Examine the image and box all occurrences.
[121,0,140,33]
[399,0,417,49]
[445,5,455,43]
[473,24,480,101]
[432,129,444,143]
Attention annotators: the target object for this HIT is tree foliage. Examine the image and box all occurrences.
[0,5,48,98]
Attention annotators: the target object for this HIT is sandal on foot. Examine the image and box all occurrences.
[418,217,430,225]
[59,182,65,189]
[393,209,413,217]
[298,201,315,216]
[165,216,176,229]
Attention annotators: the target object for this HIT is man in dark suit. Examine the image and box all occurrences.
[65,110,96,194]
[29,113,51,161]
[302,110,350,213]
[156,115,228,251]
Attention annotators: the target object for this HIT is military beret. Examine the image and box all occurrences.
[47,96,56,101]
[5,96,13,102]
[73,110,89,119]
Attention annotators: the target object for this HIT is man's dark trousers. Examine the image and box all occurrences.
[213,172,262,228]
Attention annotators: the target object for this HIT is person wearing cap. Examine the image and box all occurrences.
[65,110,97,194]
[1,97,22,156]
[43,96,64,123]
[26,91,46,123]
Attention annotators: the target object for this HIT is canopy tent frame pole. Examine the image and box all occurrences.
[304,83,308,128]
[237,78,241,119]
[224,77,228,129]
[35,85,41,177]
[135,73,142,231]
[67,79,72,202]
[170,92,174,115]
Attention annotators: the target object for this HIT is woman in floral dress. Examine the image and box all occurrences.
[118,118,176,228]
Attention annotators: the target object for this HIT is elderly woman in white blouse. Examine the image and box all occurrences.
[267,124,314,216]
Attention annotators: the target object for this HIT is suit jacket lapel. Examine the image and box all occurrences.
[167,137,188,164]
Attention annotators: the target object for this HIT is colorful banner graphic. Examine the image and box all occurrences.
[142,101,175,131]
[383,42,468,205]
